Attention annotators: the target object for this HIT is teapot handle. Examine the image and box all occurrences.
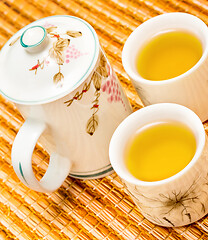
[11,118,71,192]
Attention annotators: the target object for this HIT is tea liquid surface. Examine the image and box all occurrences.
[125,122,196,182]
[136,31,202,80]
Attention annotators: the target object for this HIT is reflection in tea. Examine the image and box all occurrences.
[125,122,196,182]
[136,31,203,80]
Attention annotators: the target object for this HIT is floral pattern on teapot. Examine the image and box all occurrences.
[10,24,83,85]
[29,26,82,84]
[64,50,127,136]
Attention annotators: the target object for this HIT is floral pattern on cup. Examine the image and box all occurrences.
[124,168,208,227]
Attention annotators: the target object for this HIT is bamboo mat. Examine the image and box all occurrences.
[1,0,208,239]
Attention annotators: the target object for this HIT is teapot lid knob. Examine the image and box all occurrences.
[20,26,48,53]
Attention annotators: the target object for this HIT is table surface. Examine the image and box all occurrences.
[0,0,208,239]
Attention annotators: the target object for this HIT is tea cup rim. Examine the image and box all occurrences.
[122,12,208,85]
[109,103,205,187]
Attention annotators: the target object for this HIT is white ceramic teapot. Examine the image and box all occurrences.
[0,16,132,192]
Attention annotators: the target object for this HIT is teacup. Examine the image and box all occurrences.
[109,103,208,227]
[0,16,132,192]
[122,13,208,121]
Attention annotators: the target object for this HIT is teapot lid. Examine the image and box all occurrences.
[0,16,99,104]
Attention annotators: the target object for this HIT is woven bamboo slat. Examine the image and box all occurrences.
[0,0,208,239]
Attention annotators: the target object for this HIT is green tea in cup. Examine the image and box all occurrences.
[125,121,196,182]
[122,13,208,121]
[136,30,203,81]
